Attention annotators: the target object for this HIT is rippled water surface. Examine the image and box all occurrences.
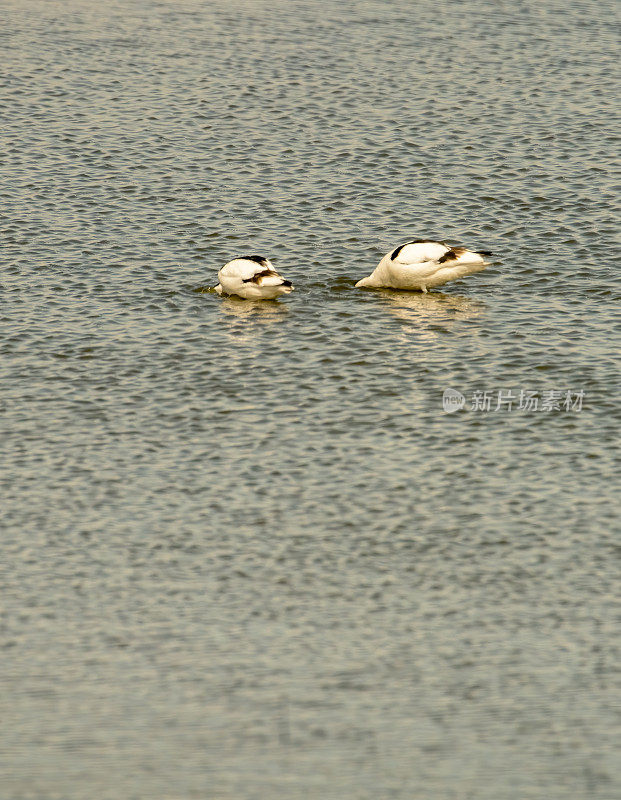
[1,1,619,797]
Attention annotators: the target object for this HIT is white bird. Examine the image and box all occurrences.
[355,240,493,292]
[214,256,294,300]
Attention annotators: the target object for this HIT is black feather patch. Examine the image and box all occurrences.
[438,247,492,263]
[242,269,279,284]
[242,255,269,266]
[390,240,439,261]
[438,248,460,263]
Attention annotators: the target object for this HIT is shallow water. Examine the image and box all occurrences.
[1,0,619,797]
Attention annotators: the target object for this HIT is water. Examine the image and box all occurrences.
[1,0,619,797]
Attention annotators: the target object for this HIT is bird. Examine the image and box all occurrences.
[355,240,493,292]
[214,256,294,300]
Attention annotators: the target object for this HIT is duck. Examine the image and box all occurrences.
[214,256,294,300]
[355,240,492,292]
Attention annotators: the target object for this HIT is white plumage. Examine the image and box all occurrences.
[355,240,492,292]
[214,256,294,300]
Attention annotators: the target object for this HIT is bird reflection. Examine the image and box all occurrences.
[375,289,485,341]
[217,296,289,339]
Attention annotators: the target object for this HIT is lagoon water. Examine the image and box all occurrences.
[1,1,619,797]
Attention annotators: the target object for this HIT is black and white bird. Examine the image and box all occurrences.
[214,256,294,300]
[355,240,492,292]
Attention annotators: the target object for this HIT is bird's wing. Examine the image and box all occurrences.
[221,257,274,281]
[391,241,450,264]
[242,269,290,287]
